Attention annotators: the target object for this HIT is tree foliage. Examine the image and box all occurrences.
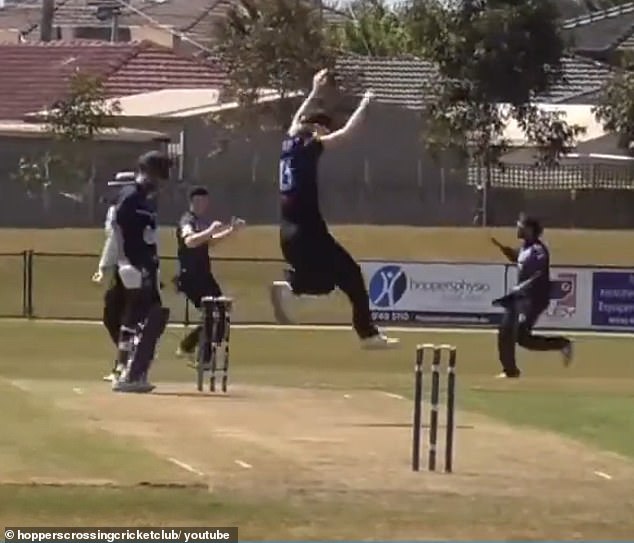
[46,71,120,142]
[213,0,334,130]
[327,0,413,56]
[406,0,585,167]
[593,69,634,151]
[14,71,121,208]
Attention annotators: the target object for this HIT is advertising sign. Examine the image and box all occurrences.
[360,261,634,331]
[591,271,634,328]
[506,266,589,330]
[361,262,506,325]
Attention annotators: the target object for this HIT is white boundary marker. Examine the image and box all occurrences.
[10,318,634,339]
[593,470,613,480]
[167,458,205,477]
[234,460,253,469]
[382,392,405,400]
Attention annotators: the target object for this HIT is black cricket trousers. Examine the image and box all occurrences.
[179,273,223,353]
[497,296,569,376]
[280,226,378,339]
[103,272,125,345]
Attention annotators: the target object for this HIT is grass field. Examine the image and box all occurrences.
[1,226,634,539]
[2,225,634,323]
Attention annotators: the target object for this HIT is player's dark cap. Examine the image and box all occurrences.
[520,214,543,236]
[300,111,334,130]
[138,150,172,179]
[188,186,209,199]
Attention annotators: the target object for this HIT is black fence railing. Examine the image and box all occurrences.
[0,252,354,325]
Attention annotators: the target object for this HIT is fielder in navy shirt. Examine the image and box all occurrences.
[491,214,573,378]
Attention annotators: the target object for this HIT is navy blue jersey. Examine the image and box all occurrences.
[279,133,325,229]
[176,210,211,277]
[115,183,159,271]
[517,240,551,301]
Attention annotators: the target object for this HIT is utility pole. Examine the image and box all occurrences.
[94,1,121,42]
[40,0,55,42]
[110,7,120,42]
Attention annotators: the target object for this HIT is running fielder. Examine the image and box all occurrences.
[491,214,573,378]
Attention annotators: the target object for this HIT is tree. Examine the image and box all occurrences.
[593,69,634,151]
[46,71,120,142]
[213,0,335,131]
[403,0,585,225]
[327,0,413,56]
[13,71,120,216]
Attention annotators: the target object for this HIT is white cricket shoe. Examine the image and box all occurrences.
[269,281,295,324]
[495,371,521,379]
[112,378,155,393]
[112,368,154,393]
[103,363,126,382]
[360,333,400,350]
[561,340,574,367]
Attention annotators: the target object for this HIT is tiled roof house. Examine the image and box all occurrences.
[0,0,348,47]
[0,40,226,119]
[562,2,634,61]
[335,54,614,109]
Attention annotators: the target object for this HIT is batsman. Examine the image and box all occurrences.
[111,151,171,393]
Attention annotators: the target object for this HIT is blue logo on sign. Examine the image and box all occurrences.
[369,265,407,307]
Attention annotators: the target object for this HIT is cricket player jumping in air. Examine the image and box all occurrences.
[269,68,399,349]
[111,151,171,393]
[491,213,573,378]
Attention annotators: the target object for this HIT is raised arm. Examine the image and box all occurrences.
[181,220,220,249]
[490,237,518,263]
[209,217,246,246]
[182,218,246,248]
[288,68,329,135]
[318,90,373,149]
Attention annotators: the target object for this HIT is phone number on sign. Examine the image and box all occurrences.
[371,311,411,322]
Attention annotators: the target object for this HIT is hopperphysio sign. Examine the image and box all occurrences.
[362,262,507,326]
[361,261,634,332]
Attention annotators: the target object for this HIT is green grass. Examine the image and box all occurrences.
[1,321,633,459]
[4,485,609,539]
[464,388,634,459]
[1,322,633,537]
[1,225,634,322]
[1,225,634,537]
[0,377,194,484]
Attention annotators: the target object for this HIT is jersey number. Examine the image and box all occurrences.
[279,159,294,193]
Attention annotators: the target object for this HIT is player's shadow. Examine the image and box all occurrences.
[151,391,244,399]
[344,423,475,430]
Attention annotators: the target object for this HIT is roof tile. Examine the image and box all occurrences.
[335,54,613,109]
[0,0,347,45]
[0,40,226,119]
[561,2,634,53]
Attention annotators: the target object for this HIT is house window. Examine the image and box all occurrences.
[168,137,184,181]
[72,26,131,41]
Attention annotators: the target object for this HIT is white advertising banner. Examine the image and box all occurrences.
[361,261,634,331]
[505,266,590,330]
[361,261,507,326]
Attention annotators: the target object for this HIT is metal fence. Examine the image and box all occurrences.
[0,252,356,325]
